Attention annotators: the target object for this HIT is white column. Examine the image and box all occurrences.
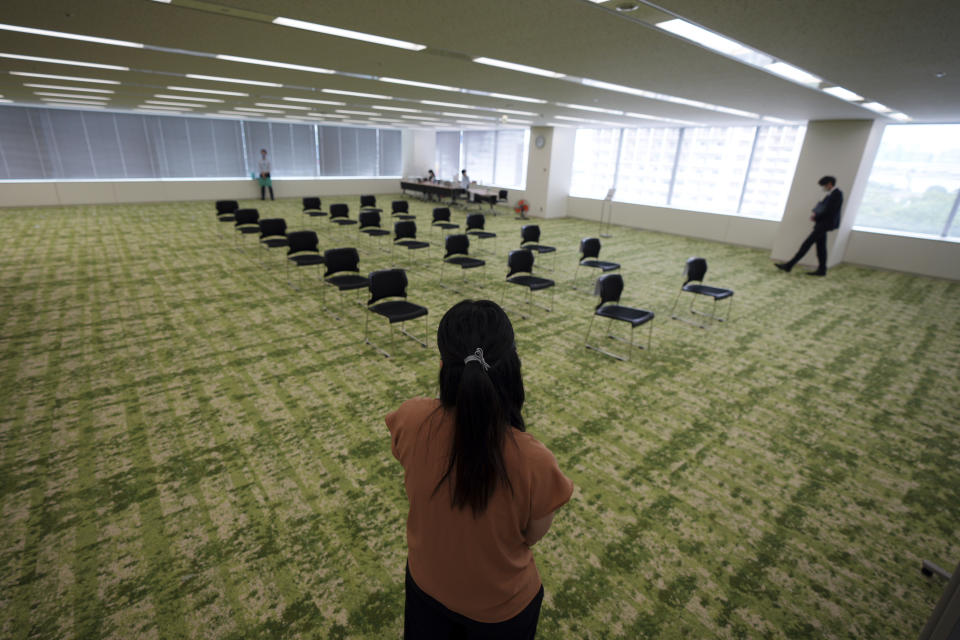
[524,126,575,219]
[772,119,885,267]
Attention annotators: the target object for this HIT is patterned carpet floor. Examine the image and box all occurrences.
[1,195,958,639]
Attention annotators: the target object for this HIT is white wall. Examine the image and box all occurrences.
[403,129,436,179]
[524,127,575,219]
[845,230,960,280]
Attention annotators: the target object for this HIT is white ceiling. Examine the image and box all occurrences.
[0,0,957,129]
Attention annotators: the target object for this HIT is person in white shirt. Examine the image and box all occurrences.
[460,169,470,190]
[258,149,274,200]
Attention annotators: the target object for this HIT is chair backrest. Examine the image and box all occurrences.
[286,230,319,254]
[368,269,408,305]
[394,220,417,240]
[324,247,360,276]
[498,189,508,200]
[259,218,286,238]
[234,209,259,226]
[433,207,451,222]
[302,196,320,210]
[360,195,376,208]
[358,211,381,228]
[580,237,601,260]
[444,234,469,258]
[507,249,535,277]
[216,199,238,214]
[595,273,624,309]
[521,224,541,244]
[466,213,485,231]
[329,203,349,219]
[684,257,707,284]
[392,200,408,214]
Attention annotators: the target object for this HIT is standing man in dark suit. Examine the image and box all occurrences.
[776,176,843,276]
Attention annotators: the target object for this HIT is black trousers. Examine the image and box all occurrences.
[785,226,829,272]
[260,173,274,200]
[404,564,543,640]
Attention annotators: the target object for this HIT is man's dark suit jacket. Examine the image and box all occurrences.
[813,188,843,231]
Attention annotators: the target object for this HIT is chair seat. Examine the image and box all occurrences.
[434,222,459,230]
[683,283,733,300]
[445,256,485,269]
[326,274,370,290]
[507,275,555,291]
[393,214,416,220]
[582,259,620,272]
[237,227,261,234]
[261,237,289,248]
[288,254,324,266]
[468,231,497,239]
[370,300,428,323]
[524,244,556,254]
[597,305,655,327]
[396,240,429,250]
[361,228,391,237]
[217,214,236,222]
[305,210,328,217]
[331,219,358,226]
[360,207,383,214]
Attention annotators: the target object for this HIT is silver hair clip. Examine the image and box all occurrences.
[463,347,490,371]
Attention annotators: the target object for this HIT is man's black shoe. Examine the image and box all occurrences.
[806,270,826,277]
[775,263,791,272]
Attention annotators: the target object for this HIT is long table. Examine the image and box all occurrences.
[400,181,464,204]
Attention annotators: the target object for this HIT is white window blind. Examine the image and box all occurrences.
[569,128,620,199]
[494,129,527,189]
[617,127,680,206]
[670,126,756,214]
[462,130,496,184]
[739,125,806,220]
[435,131,460,181]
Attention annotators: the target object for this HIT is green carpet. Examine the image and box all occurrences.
[1,196,958,639]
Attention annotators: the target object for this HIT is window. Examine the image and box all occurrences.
[435,131,460,182]
[494,129,527,188]
[435,128,528,189]
[462,130,496,184]
[569,124,806,220]
[0,105,403,180]
[856,124,960,238]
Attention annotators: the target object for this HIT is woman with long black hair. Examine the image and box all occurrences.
[386,300,574,639]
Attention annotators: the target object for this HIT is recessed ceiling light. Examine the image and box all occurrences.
[861,102,892,113]
[272,17,426,51]
[504,119,533,125]
[256,102,311,110]
[655,19,771,65]
[216,54,334,74]
[12,71,120,84]
[624,112,698,125]
[442,112,495,120]
[219,110,260,116]
[615,2,639,12]
[761,116,797,124]
[34,91,112,100]
[168,85,248,96]
[495,108,538,116]
[557,102,624,115]
[41,97,109,105]
[554,115,592,122]
[0,98,12,103]
[889,112,912,122]
[401,115,440,121]
[320,114,349,118]
[380,77,459,92]
[822,86,863,102]
[764,61,821,85]
[473,57,564,79]
[154,94,223,102]
[487,92,547,104]
[0,23,143,48]
[322,89,391,99]
[421,100,478,110]
[373,105,420,113]
[0,53,128,71]
[185,74,281,87]
[336,109,380,116]
[24,84,115,93]
[234,107,283,113]
[282,97,345,105]
[146,100,206,108]
[137,104,190,111]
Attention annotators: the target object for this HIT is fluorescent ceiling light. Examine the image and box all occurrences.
[582,77,655,98]
[822,86,863,101]
[442,112,494,120]
[889,112,912,122]
[273,17,426,51]
[495,108,538,116]
[336,109,379,115]
[473,56,564,79]
[256,102,310,110]
[154,94,223,102]
[374,105,420,112]
[34,91,112,100]
[322,89,391,99]
[761,116,794,124]
[137,104,189,111]
[625,113,698,125]
[168,85,248,96]
[487,92,547,104]
[283,97,345,105]
[0,53,128,71]
[554,115,592,123]
[421,100,478,110]
[234,107,283,113]
[219,110,260,116]
[12,71,120,84]
[185,74,281,87]
[861,102,892,113]
[764,61,821,85]
[151,0,172,3]
[713,105,760,118]
[622,112,659,121]
[0,23,143,48]
[402,115,440,121]
[42,98,108,105]
[380,77,458,92]
[320,114,348,118]
[655,19,771,66]
[25,84,114,93]
[215,54,334,74]
[0,99,12,103]
[557,102,624,115]
[504,119,533,125]
[455,120,484,125]
[146,99,206,108]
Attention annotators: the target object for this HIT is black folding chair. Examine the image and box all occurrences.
[215,199,238,235]
[431,207,459,241]
[233,209,260,249]
[322,247,370,316]
[585,274,655,360]
[441,234,485,290]
[502,249,555,318]
[392,220,430,266]
[358,211,391,250]
[258,218,288,263]
[669,257,734,328]
[573,237,620,290]
[466,213,497,255]
[285,230,324,288]
[497,189,508,204]
[329,203,357,226]
[391,200,415,221]
[359,194,382,213]
[520,224,556,271]
[364,269,429,358]
[302,197,326,218]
